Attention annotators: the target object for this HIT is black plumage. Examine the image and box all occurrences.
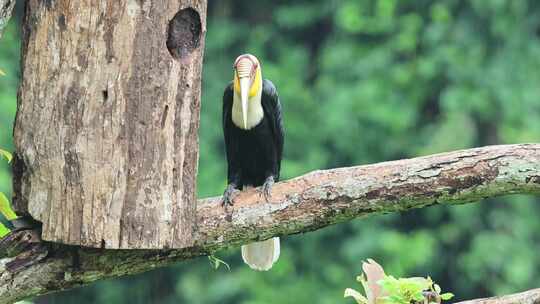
[222,79,284,202]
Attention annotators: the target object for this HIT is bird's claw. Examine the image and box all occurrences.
[222,184,238,207]
[259,176,274,203]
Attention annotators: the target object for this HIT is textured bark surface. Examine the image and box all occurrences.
[196,144,540,248]
[455,288,540,304]
[13,0,207,249]
[1,144,539,303]
[0,0,16,39]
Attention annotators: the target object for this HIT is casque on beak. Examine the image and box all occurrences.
[239,77,250,129]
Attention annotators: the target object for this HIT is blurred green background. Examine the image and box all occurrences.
[2,0,540,303]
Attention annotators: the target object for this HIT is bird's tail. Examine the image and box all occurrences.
[241,237,280,271]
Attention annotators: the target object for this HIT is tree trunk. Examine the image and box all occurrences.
[13,0,207,249]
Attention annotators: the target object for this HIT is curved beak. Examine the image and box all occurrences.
[239,77,250,129]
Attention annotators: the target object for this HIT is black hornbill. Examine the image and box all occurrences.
[222,54,284,271]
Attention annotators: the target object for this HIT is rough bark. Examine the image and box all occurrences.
[0,0,15,39]
[1,144,539,303]
[13,0,207,249]
[195,143,540,248]
[455,288,540,304]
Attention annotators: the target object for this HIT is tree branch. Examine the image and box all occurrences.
[455,288,540,304]
[1,144,539,303]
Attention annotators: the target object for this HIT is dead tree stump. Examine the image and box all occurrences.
[13,0,207,249]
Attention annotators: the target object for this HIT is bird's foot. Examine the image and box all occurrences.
[222,184,239,207]
[259,176,275,203]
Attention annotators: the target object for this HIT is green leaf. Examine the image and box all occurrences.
[433,283,442,294]
[207,254,230,271]
[0,221,10,238]
[0,192,18,221]
[0,149,12,163]
[440,293,454,300]
[358,274,371,299]
[0,68,5,76]
[344,288,369,304]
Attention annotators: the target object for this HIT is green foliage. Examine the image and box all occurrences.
[379,276,430,304]
[208,255,231,271]
[1,1,540,303]
[0,150,12,238]
[0,221,9,238]
[0,21,18,199]
[0,191,16,221]
[378,276,453,304]
[345,260,453,304]
[0,148,11,163]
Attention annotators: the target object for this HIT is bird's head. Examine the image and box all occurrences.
[233,54,262,129]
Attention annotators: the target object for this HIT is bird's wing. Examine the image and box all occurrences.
[261,79,284,180]
[222,82,240,184]
[222,81,234,132]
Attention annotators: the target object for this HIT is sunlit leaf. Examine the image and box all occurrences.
[0,149,12,163]
[440,293,454,300]
[207,255,230,271]
[0,221,10,238]
[0,68,5,76]
[434,283,442,294]
[0,192,17,221]
[344,288,369,304]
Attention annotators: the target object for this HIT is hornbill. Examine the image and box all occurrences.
[222,54,284,271]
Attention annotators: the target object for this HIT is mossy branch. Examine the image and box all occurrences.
[1,144,539,303]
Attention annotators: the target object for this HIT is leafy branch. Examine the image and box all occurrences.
[345,259,453,304]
